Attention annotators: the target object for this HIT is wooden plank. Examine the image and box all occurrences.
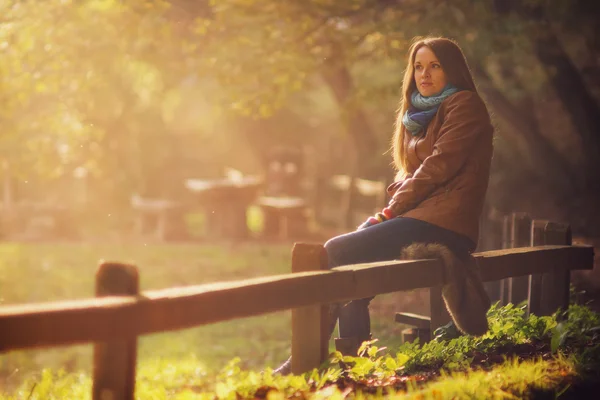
[394,312,431,330]
[475,245,593,281]
[499,214,512,305]
[401,328,430,344]
[507,212,532,305]
[478,211,506,306]
[0,270,352,352]
[93,262,138,400]
[334,259,444,298]
[528,220,548,316]
[0,245,593,353]
[541,222,572,318]
[291,243,329,374]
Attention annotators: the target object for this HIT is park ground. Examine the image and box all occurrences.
[1,239,599,398]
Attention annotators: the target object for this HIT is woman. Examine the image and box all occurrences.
[275,36,493,374]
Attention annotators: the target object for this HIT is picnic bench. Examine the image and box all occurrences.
[130,194,181,241]
[185,175,263,240]
[255,196,309,239]
[0,215,594,399]
[255,146,309,239]
[0,201,77,240]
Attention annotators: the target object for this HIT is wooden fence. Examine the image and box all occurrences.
[0,216,594,399]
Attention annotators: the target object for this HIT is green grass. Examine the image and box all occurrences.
[392,356,575,399]
[0,357,574,399]
[0,241,292,303]
[2,345,588,399]
[184,207,265,238]
[3,242,598,398]
[0,242,293,389]
[0,241,411,393]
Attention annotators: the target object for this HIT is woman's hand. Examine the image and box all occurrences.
[356,207,396,230]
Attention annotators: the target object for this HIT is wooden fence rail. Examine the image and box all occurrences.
[0,219,594,399]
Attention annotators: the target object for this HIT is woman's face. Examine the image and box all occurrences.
[413,46,448,97]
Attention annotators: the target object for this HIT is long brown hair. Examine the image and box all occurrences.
[392,37,478,175]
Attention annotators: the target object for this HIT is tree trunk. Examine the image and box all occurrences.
[503,3,600,191]
[533,27,600,179]
[525,9,600,235]
[320,45,382,230]
[471,62,578,191]
[320,47,380,176]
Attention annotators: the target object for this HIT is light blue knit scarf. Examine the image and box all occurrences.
[402,84,460,136]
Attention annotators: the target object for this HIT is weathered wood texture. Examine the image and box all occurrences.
[498,214,512,304]
[475,246,589,281]
[541,222,572,319]
[507,212,533,305]
[93,262,139,400]
[394,312,431,330]
[0,245,593,354]
[291,243,329,374]
[528,220,547,316]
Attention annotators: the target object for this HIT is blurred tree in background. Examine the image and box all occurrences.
[1,0,190,220]
[194,0,600,234]
[0,0,598,237]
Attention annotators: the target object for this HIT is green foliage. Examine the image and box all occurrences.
[324,339,400,382]
[0,242,293,390]
[551,322,569,353]
[1,0,183,171]
[0,0,255,216]
[197,302,598,398]
[384,302,556,374]
[550,304,600,378]
[2,241,600,398]
[398,357,575,400]
[3,0,595,227]
[560,303,600,345]
[2,357,577,399]
[306,301,598,390]
[10,369,91,400]
[1,300,599,398]
[136,356,209,399]
[483,302,556,344]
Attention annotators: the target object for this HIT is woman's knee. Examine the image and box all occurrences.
[324,232,361,268]
[324,235,345,268]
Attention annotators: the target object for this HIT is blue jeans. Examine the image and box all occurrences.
[324,217,474,341]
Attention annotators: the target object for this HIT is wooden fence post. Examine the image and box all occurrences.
[480,207,504,304]
[93,262,139,400]
[291,243,329,374]
[541,222,572,319]
[507,212,532,305]
[499,213,512,305]
[528,220,548,316]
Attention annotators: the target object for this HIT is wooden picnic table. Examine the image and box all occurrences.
[185,176,264,239]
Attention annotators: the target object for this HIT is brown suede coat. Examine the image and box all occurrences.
[388,90,494,247]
